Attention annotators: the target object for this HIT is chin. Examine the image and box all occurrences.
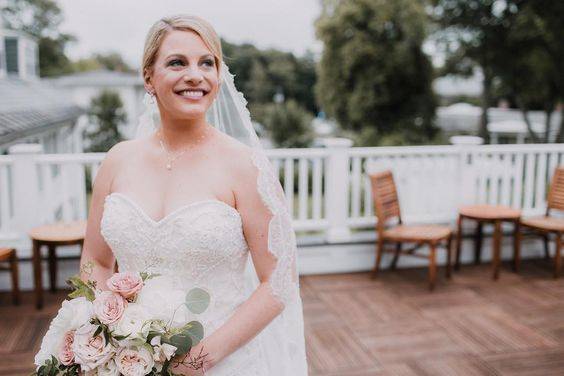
[164,101,207,119]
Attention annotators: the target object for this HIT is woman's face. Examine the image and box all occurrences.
[145,29,220,121]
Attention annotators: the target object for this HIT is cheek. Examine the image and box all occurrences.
[154,71,179,93]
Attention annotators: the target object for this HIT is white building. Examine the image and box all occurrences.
[47,70,146,140]
[0,27,85,154]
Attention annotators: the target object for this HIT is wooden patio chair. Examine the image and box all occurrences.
[0,247,19,305]
[369,170,453,290]
[519,166,564,278]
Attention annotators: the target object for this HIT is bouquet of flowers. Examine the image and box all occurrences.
[33,263,210,376]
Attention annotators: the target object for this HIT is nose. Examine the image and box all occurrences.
[182,66,203,84]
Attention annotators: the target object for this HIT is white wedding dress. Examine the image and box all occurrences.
[100,192,264,374]
[99,164,307,375]
[98,61,308,375]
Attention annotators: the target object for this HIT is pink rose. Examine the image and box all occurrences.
[72,323,115,372]
[93,291,127,325]
[106,272,143,300]
[58,330,75,366]
[116,347,154,376]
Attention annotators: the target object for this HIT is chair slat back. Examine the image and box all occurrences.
[369,170,401,231]
[547,166,564,212]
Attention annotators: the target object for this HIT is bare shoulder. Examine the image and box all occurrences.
[101,138,147,169]
[212,129,257,180]
[94,139,142,189]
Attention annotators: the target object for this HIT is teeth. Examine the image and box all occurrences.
[179,90,204,97]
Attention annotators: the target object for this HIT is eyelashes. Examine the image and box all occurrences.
[167,59,214,68]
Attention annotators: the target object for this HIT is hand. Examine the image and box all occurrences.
[169,343,213,375]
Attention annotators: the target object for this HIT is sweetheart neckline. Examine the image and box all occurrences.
[104,192,241,226]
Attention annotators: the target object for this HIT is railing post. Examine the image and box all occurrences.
[450,136,483,207]
[8,143,43,234]
[320,137,353,243]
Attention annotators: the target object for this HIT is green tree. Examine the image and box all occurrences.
[221,40,318,114]
[431,0,518,143]
[520,0,564,142]
[85,91,126,152]
[1,0,75,77]
[315,0,438,146]
[493,2,561,143]
[434,0,564,143]
[72,52,134,73]
[260,99,315,148]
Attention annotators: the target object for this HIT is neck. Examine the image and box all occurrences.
[157,112,210,151]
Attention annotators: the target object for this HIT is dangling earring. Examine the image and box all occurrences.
[148,91,156,104]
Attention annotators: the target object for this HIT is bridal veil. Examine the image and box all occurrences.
[134,62,308,375]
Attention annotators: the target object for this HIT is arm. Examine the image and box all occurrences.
[79,142,126,288]
[171,148,289,374]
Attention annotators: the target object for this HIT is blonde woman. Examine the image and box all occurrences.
[79,14,307,375]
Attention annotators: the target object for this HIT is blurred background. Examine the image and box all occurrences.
[1,0,562,153]
[1,1,564,375]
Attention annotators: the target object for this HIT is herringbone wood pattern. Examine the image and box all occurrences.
[2,259,564,375]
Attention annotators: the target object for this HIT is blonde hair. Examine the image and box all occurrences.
[142,14,223,79]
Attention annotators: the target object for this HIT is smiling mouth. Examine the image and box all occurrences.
[175,89,208,100]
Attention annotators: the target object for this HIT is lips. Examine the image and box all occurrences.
[174,88,209,100]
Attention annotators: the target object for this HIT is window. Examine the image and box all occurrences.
[5,37,18,74]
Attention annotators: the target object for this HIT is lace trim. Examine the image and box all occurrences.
[249,147,299,308]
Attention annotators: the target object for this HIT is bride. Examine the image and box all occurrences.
[79,14,308,375]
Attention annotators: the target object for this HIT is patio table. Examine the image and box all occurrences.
[28,220,86,309]
[454,205,521,280]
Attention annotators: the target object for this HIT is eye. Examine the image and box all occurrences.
[168,59,184,67]
[202,59,214,67]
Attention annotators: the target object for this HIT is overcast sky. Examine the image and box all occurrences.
[57,0,323,69]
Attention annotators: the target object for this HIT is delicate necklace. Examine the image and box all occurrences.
[158,127,209,170]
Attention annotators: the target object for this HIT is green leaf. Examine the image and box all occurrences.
[66,275,95,301]
[185,288,210,314]
[113,333,130,341]
[164,333,192,356]
[183,321,204,346]
[146,330,161,344]
[164,320,204,355]
[93,325,102,337]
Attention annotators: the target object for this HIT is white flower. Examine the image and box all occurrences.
[72,322,115,372]
[116,346,155,376]
[34,297,94,367]
[150,336,177,363]
[97,359,120,376]
[113,304,151,342]
[136,276,191,326]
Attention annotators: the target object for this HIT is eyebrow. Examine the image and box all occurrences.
[165,53,214,60]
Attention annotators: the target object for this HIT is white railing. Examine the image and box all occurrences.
[1,140,563,254]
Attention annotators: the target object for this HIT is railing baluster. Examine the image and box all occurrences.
[350,157,361,218]
[0,164,10,232]
[523,152,536,211]
[284,158,294,218]
[312,157,322,220]
[512,153,525,208]
[298,158,308,220]
[535,152,548,209]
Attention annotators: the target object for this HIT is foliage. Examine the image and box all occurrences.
[85,90,126,152]
[72,52,135,73]
[256,100,315,148]
[315,0,438,145]
[433,0,564,143]
[66,276,96,301]
[1,0,76,77]
[221,40,318,115]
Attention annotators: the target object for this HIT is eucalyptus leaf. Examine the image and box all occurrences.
[184,321,204,345]
[185,288,210,314]
[164,333,192,356]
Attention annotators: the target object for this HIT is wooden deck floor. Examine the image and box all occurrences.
[2,259,564,375]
